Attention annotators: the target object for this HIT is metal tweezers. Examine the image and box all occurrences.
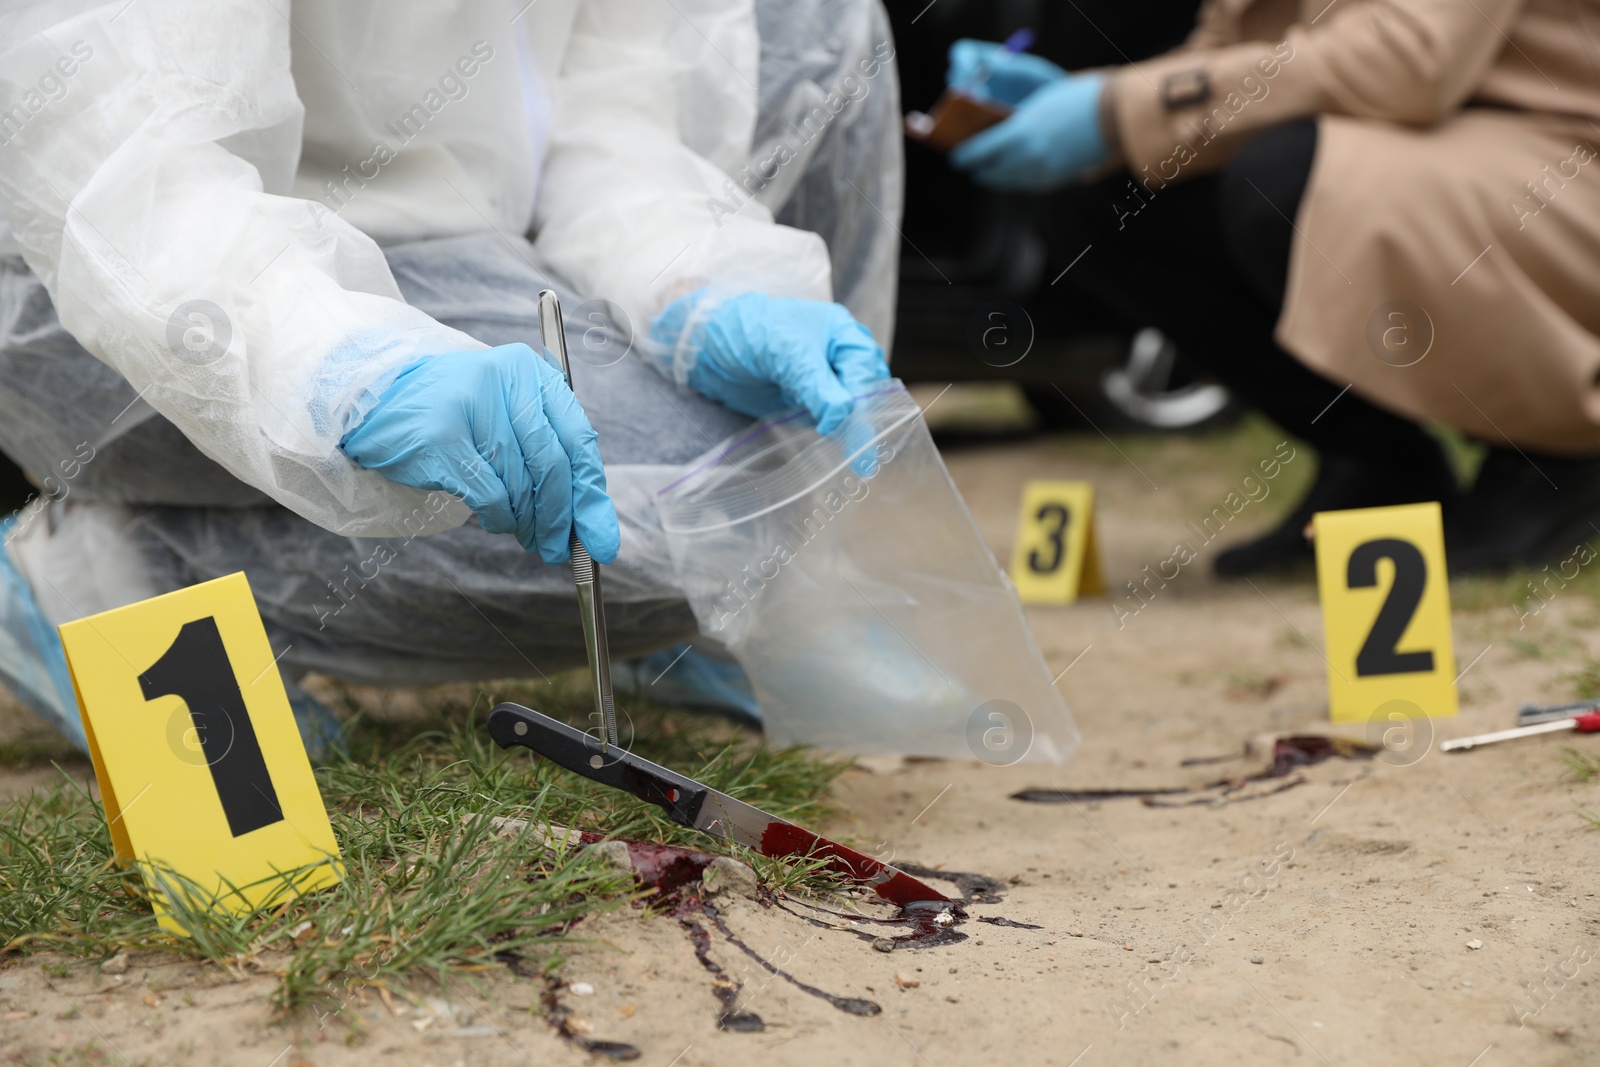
[537,290,618,753]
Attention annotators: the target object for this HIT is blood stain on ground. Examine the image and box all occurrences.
[703,901,880,1017]
[680,916,767,1031]
[1012,734,1379,807]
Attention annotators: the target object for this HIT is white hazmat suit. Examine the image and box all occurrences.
[0,0,902,707]
[0,0,900,537]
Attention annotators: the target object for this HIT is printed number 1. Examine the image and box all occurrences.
[138,617,284,837]
[1347,538,1434,677]
[1028,503,1071,574]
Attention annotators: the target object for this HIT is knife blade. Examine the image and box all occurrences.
[486,701,953,908]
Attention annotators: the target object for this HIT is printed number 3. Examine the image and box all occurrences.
[138,617,284,837]
[1028,503,1070,574]
[1347,538,1434,677]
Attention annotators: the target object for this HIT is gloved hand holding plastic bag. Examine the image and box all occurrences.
[650,290,890,434]
[654,382,1077,762]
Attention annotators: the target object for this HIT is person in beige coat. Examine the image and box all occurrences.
[948,0,1600,575]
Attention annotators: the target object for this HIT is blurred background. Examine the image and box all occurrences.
[886,0,1238,437]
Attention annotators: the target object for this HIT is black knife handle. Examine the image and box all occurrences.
[487,702,709,827]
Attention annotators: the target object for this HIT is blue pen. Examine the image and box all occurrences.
[960,28,1036,95]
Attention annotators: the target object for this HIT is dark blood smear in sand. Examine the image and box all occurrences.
[895,863,1006,905]
[494,956,641,1062]
[542,978,645,1060]
[501,835,1023,1052]
[1012,735,1379,805]
[618,840,718,893]
[1257,735,1378,773]
[1010,786,1195,803]
[778,864,1041,949]
[680,917,767,1031]
[777,896,968,950]
[602,838,883,1021]
[703,901,879,1016]
[749,826,1044,952]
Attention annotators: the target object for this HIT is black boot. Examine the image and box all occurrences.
[1446,447,1600,574]
[1214,446,1460,577]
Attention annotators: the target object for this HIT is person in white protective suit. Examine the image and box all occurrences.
[0,0,903,754]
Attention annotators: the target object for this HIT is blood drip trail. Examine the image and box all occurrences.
[552,837,1037,1033]
[776,896,969,949]
[704,902,880,1016]
[603,838,886,1024]
[495,956,642,1062]
[680,917,767,1031]
[770,863,1040,949]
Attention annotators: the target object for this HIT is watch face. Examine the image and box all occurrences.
[1160,68,1212,111]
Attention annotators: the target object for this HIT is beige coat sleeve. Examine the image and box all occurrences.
[1112,0,1530,182]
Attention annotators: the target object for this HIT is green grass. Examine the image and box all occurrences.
[0,676,850,1012]
[1507,635,1549,660]
[1430,425,1487,487]
[1562,745,1600,784]
[1560,745,1600,830]
[1562,659,1600,701]
[0,727,78,769]
[1224,670,1281,699]
[1451,571,1540,616]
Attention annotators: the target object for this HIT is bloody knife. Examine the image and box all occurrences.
[486,701,953,909]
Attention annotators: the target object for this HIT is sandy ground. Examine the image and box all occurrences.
[3,409,1599,1066]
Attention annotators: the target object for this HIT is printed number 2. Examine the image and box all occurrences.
[138,617,284,837]
[1347,538,1434,677]
[1028,503,1070,574]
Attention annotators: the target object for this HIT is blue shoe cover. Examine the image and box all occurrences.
[0,514,85,750]
[282,677,345,763]
[616,643,761,727]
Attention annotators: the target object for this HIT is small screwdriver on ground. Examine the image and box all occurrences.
[1440,711,1600,752]
[1518,697,1600,726]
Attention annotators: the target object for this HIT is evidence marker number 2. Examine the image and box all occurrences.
[1313,502,1458,724]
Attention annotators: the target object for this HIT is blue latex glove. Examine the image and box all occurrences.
[651,291,889,435]
[950,72,1108,193]
[340,344,619,565]
[947,38,1066,105]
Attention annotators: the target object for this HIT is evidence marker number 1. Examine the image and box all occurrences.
[58,572,342,930]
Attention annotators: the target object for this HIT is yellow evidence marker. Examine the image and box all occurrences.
[1009,480,1105,603]
[1312,502,1458,723]
[59,572,341,930]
